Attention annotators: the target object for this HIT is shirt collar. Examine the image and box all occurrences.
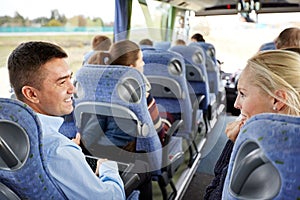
[37,113,64,133]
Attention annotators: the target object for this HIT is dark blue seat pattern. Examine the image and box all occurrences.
[0,98,66,199]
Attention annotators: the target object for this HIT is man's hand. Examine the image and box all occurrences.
[95,158,108,176]
[72,133,81,145]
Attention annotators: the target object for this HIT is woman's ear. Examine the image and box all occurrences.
[274,90,287,111]
[21,86,39,103]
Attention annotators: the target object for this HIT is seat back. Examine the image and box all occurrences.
[189,42,226,116]
[169,45,210,111]
[259,41,276,51]
[223,113,300,199]
[189,42,219,95]
[73,65,162,172]
[142,48,193,139]
[0,98,66,199]
[153,41,171,50]
[59,111,77,139]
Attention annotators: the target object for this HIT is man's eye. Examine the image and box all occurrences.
[60,80,66,85]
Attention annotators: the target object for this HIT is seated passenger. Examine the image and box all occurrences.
[83,34,112,65]
[204,50,300,200]
[191,33,205,42]
[259,27,300,51]
[139,38,153,47]
[174,39,186,46]
[7,41,125,199]
[274,27,300,50]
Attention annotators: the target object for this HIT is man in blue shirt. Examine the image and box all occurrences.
[7,41,126,199]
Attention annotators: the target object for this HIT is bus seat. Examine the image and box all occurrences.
[0,97,141,200]
[74,65,162,170]
[259,41,276,51]
[142,48,202,167]
[169,45,218,133]
[74,65,185,200]
[0,97,67,199]
[153,41,171,50]
[189,42,226,119]
[223,113,300,199]
[143,48,193,138]
[59,111,77,139]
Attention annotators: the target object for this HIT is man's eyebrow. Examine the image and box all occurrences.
[56,72,73,82]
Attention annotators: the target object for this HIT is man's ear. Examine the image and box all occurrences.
[274,90,287,111]
[21,86,39,103]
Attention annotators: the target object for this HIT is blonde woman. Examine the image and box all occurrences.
[204,50,300,199]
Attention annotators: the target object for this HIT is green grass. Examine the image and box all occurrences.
[0,34,113,73]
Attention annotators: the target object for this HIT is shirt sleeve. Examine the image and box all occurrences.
[45,137,126,200]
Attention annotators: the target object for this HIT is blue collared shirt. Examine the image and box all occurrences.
[37,113,126,200]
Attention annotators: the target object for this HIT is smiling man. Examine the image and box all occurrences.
[7,41,126,199]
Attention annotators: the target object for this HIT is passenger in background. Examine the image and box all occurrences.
[191,33,205,42]
[204,50,300,200]
[274,27,300,50]
[83,34,112,65]
[139,38,153,47]
[7,41,126,199]
[174,39,186,46]
[259,27,300,51]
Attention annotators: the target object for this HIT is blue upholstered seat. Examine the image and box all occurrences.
[153,41,171,50]
[59,111,77,139]
[142,48,193,139]
[169,45,218,133]
[74,65,185,200]
[0,98,66,199]
[259,41,276,51]
[223,113,300,199]
[74,65,163,172]
[189,42,226,123]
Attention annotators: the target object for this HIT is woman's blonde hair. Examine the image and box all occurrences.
[245,50,300,115]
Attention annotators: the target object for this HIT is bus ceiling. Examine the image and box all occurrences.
[153,0,300,16]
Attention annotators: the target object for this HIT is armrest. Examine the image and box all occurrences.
[119,161,144,198]
[164,119,183,145]
[197,94,205,106]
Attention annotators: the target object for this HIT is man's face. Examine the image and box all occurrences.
[32,58,75,116]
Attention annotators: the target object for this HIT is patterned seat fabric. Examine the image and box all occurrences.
[0,98,66,199]
[74,65,162,172]
[223,113,300,199]
[169,45,210,111]
[142,48,193,139]
[189,42,226,118]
